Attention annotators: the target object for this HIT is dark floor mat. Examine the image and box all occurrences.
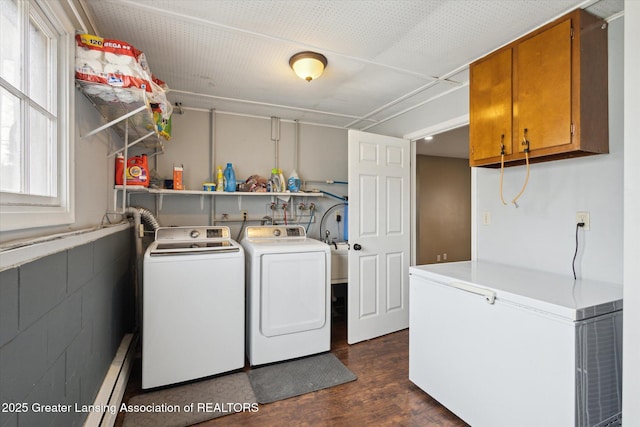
[247,352,357,404]
[122,372,256,427]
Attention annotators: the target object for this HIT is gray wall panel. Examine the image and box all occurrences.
[19,251,67,329]
[0,269,19,347]
[0,229,133,427]
[46,292,82,366]
[67,243,94,294]
[0,320,47,403]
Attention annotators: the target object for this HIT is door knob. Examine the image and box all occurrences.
[353,243,362,251]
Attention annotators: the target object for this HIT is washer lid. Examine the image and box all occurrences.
[150,226,240,255]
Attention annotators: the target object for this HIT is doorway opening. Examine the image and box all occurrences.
[415,125,471,265]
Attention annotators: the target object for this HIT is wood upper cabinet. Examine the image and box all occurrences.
[469,9,608,167]
[469,48,512,162]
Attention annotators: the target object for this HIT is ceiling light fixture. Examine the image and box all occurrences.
[289,51,327,82]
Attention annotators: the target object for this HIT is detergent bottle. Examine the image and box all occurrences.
[224,163,236,192]
[215,166,224,192]
[116,154,149,187]
[115,153,125,185]
[269,168,281,193]
[287,169,300,192]
[278,168,286,192]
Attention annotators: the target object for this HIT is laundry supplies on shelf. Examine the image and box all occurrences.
[269,169,282,193]
[173,165,184,190]
[115,154,149,187]
[216,166,224,192]
[224,163,237,192]
[287,169,300,192]
[75,32,173,149]
[278,169,286,192]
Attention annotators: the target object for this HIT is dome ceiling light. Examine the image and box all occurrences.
[289,51,327,82]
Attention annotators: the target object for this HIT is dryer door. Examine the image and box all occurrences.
[260,251,327,336]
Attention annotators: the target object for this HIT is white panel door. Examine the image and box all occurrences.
[348,130,410,344]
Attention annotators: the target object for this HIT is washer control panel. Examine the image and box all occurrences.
[155,226,230,242]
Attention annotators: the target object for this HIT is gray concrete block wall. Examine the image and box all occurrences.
[0,229,133,427]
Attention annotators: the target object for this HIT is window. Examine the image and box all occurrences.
[0,0,73,231]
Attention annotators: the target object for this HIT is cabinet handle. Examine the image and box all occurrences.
[449,281,496,304]
[522,128,530,153]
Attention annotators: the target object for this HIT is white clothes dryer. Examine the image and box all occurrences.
[241,225,331,366]
[142,226,244,389]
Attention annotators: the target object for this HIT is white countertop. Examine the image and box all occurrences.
[410,261,623,321]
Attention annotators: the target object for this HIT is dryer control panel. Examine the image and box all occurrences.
[244,225,306,240]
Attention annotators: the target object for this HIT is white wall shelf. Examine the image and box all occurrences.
[77,80,172,215]
[76,80,167,156]
[114,186,323,210]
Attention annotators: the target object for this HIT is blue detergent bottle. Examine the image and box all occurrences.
[287,169,300,192]
[224,163,236,192]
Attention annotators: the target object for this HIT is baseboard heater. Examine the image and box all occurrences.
[83,333,137,427]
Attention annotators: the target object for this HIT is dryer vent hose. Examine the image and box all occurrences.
[125,207,161,232]
[138,207,161,231]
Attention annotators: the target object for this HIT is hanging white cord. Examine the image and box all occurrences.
[499,132,531,208]
[499,135,507,205]
[511,146,530,207]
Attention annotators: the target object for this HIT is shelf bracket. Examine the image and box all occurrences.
[108,130,158,157]
[81,105,147,139]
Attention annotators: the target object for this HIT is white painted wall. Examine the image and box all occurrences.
[475,17,624,283]
[623,0,640,422]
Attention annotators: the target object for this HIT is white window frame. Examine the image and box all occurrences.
[0,0,75,231]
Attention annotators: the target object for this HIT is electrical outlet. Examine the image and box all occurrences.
[240,210,248,221]
[576,211,590,231]
[482,211,491,225]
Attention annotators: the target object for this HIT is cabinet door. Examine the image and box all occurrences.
[469,48,512,164]
[515,19,572,153]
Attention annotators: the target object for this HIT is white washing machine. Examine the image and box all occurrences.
[242,225,331,366]
[142,226,244,389]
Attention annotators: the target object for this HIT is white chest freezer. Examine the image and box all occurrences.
[409,261,623,427]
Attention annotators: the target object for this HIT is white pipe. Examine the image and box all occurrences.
[125,208,142,329]
[294,120,299,172]
[210,109,216,225]
[271,116,280,169]
[125,207,160,329]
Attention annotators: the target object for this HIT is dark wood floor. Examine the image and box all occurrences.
[116,307,468,426]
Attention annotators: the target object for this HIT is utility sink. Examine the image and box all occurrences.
[330,241,349,284]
